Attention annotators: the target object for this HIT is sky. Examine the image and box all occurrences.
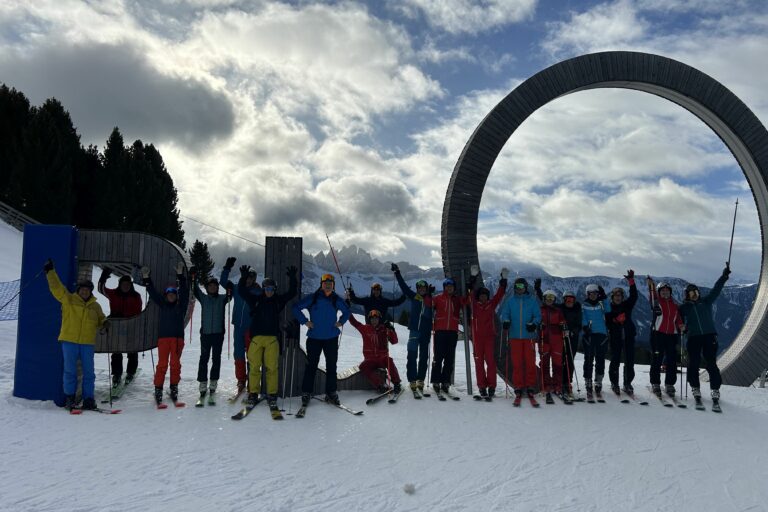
[1,0,766,283]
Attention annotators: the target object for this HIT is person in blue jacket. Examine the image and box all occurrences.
[499,277,541,402]
[581,283,611,398]
[292,273,350,406]
[391,263,434,396]
[220,257,261,394]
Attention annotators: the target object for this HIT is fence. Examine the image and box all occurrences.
[0,280,20,321]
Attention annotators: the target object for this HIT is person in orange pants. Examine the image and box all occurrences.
[499,277,541,404]
[467,267,507,400]
[539,290,566,403]
[142,262,190,406]
[349,310,401,394]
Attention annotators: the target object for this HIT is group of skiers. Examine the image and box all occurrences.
[43,253,731,413]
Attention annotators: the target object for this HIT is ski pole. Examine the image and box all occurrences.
[226,288,231,360]
[107,353,113,408]
[325,233,349,292]
[0,268,44,314]
[287,337,296,415]
[727,198,739,268]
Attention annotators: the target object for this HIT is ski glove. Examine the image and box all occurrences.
[43,259,54,273]
[239,265,250,278]
[174,261,184,275]
[499,278,508,288]
[99,267,112,282]
[140,266,150,279]
[624,269,635,280]
[390,263,399,273]
[286,265,298,277]
[470,264,479,276]
[500,267,509,279]
[526,322,537,333]
[722,265,731,278]
[502,321,510,331]
[534,278,542,291]
[224,256,237,269]
[652,305,662,317]
[427,284,436,295]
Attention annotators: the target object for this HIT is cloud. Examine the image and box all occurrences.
[397,0,538,34]
[0,42,234,149]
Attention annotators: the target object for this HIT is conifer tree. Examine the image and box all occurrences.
[188,239,214,282]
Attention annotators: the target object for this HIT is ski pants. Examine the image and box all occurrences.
[406,329,431,382]
[430,330,458,385]
[508,339,537,392]
[650,332,679,386]
[562,333,578,393]
[197,332,225,383]
[686,333,722,390]
[61,341,95,399]
[111,352,138,379]
[583,332,608,384]
[154,337,184,387]
[360,355,401,389]
[248,335,279,395]
[540,335,564,393]
[608,331,636,386]
[473,334,497,389]
[302,337,339,395]
[233,325,248,382]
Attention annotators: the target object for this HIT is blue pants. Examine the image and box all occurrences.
[406,330,431,382]
[233,324,247,361]
[61,341,95,398]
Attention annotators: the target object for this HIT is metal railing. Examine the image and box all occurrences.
[0,200,40,232]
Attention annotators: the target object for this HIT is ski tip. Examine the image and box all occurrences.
[174,402,186,408]
[69,409,83,415]
[156,403,168,409]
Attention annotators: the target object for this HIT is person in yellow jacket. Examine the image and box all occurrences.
[44,259,107,411]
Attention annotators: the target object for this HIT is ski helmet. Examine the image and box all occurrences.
[321,273,335,283]
[247,267,257,278]
[262,277,277,289]
[368,309,382,319]
[205,277,219,287]
[656,282,672,293]
[76,280,94,292]
[684,283,699,298]
[164,286,178,295]
[585,284,599,294]
[513,278,528,292]
[415,280,428,289]
[611,287,625,298]
[476,287,490,300]
[118,275,132,285]
[542,290,557,301]
[563,291,576,300]
[443,278,456,287]
[371,282,382,290]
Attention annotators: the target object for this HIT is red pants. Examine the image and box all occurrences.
[473,334,497,389]
[509,339,537,391]
[359,355,401,389]
[540,337,564,393]
[154,337,185,387]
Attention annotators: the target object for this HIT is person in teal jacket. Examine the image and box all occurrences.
[191,267,233,401]
[499,278,541,400]
[581,283,611,397]
[679,265,730,403]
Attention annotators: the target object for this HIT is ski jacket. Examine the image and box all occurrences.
[394,271,433,335]
[192,277,233,335]
[649,288,683,335]
[432,291,470,332]
[97,279,142,319]
[46,270,107,345]
[540,303,566,343]
[221,266,261,330]
[560,303,583,337]
[605,281,638,339]
[239,274,298,337]
[581,298,611,334]
[292,289,350,339]
[499,292,541,340]
[679,273,728,336]
[349,314,398,359]
[469,282,507,340]
[348,290,406,321]
[144,274,190,339]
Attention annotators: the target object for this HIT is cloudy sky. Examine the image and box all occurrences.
[1,0,766,283]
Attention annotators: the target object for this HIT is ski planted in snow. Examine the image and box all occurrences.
[313,396,363,415]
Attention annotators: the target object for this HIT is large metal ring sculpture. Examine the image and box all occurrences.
[441,51,768,386]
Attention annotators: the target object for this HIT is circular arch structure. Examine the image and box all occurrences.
[441,51,768,386]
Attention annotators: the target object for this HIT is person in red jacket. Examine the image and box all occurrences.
[539,290,567,404]
[467,268,507,400]
[98,267,143,387]
[646,277,685,397]
[431,278,470,396]
[349,310,401,394]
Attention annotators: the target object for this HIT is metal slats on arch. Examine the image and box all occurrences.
[441,51,768,386]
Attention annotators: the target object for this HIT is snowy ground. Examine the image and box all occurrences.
[1,224,768,512]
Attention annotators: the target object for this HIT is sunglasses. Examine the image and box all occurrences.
[165,288,178,294]
[264,286,276,292]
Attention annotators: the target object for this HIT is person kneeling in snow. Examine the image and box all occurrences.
[142,262,190,406]
[349,309,401,394]
[45,259,107,411]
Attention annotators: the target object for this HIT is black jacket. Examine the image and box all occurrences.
[239,274,298,337]
[144,274,190,339]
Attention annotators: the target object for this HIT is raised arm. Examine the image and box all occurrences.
[97,266,112,296]
[704,266,730,304]
[393,265,416,299]
[45,267,68,303]
[178,273,190,309]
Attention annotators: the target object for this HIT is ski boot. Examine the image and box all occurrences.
[301,393,311,407]
[488,387,495,399]
[711,389,721,412]
[325,392,340,406]
[665,385,676,398]
[611,384,621,395]
[64,394,76,411]
[208,380,218,404]
[692,387,704,409]
[268,395,283,419]
[651,384,662,397]
[585,379,594,402]
[393,382,402,394]
[417,380,426,393]
[513,390,523,407]
[154,386,163,405]
[433,383,442,395]
[81,397,97,410]
[441,383,451,394]
[198,381,207,397]
[545,392,554,404]
[236,380,246,395]
[622,383,634,395]
[125,373,136,385]
[170,384,179,403]
[479,387,488,398]
[112,374,121,388]
[246,393,259,406]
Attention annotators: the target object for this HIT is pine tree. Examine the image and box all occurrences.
[188,239,214,283]
[0,85,32,207]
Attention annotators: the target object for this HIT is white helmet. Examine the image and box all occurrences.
[585,284,599,293]
[542,290,557,300]
[656,282,672,293]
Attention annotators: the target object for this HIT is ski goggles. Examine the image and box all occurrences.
[368,310,382,318]
[164,287,178,294]
[514,283,526,289]
[263,286,276,292]
[371,283,382,290]
[321,273,335,282]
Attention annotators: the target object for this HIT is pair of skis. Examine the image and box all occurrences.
[434,387,460,402]
[612,387,649,406]
[195,392,217,408]
[70,406,122,415]
[294,396,365,418]
[101,368,142,403]
[513,392,539,408]
[647,386,686,409]
[366,388,404,405]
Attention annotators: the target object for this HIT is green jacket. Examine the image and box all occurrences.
[679,273,728,337]
[47,270,106,345]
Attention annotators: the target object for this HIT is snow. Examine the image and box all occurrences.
[2,221,768,512]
